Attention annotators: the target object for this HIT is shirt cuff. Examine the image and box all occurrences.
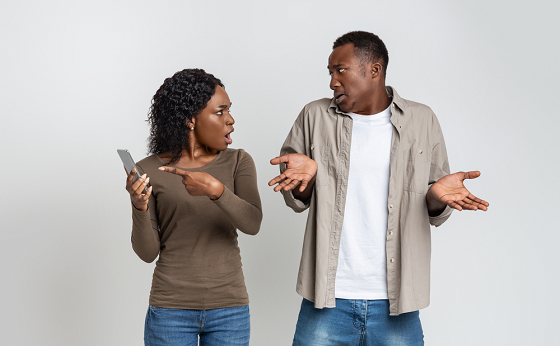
[281,189,310,213]
[429,205,453,227]
[131,201,152,224]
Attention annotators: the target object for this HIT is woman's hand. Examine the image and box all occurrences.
[158,167,224,200]
[125,167,152,212]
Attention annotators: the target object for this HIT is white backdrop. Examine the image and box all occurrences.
[1,0,559,345]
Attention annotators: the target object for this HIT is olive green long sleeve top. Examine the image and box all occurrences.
[131,148,262,310]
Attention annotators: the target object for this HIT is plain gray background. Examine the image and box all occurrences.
[1,0,559,345]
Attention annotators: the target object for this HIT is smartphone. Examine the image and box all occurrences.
[117,149,148,193]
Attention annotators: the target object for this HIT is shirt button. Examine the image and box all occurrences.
[390,258,395,263]
[311,145,314,150]
[389,204,393,208]
[389,231,393,235]
[419,149,423,154]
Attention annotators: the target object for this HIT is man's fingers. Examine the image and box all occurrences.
[464,194,489,211]
[284,179,300,191]
[268,174,286,186]
[273,177,294,192]
[299,180,308,192]
[448,201,463,211]
[158,166,188,176]
[468,193,489,207]
[457,199,477,211]
[270,155,290,166]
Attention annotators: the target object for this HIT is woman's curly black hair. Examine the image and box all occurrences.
[147,68,224,164]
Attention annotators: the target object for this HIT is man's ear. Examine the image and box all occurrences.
[371,63,383,79]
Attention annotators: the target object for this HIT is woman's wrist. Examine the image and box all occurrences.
[132,200,148,212]
[208,181,225,200]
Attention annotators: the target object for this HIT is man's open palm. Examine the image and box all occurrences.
[430,171,489,211]
[268,153,318,192]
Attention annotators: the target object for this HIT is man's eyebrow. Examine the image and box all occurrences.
[328,64,344,70]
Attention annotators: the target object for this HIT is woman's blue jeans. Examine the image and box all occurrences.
[293,299,424,346]
[144,304,250,346]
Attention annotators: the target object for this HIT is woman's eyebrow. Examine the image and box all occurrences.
[217,102,232,109]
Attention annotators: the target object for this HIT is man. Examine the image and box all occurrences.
[268,31,489,345]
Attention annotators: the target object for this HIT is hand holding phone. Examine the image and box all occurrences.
[118,149,152,211]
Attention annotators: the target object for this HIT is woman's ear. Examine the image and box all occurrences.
[187,117,196,130]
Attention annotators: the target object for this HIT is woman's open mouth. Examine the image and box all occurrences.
[225,131,233,145]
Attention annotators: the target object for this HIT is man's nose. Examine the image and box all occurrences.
[329,76,340,90]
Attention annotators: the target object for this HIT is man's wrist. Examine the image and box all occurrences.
[426,185,446,216]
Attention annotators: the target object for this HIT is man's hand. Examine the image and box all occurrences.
[268,153,318,194]
[158,166,224,200]
[427,171,489,213]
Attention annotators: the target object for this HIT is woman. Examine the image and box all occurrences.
[125,69,262,346]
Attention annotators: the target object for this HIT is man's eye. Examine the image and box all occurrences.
[217,110,223,115]
[338,68,346,73]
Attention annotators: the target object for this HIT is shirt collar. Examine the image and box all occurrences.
[328,86,405,115]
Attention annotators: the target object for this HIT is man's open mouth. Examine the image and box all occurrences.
[335,93,346,104]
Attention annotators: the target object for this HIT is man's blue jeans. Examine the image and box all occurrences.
[293,299,424,346]
[144,304,250,346]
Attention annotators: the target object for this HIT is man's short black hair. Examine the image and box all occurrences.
[333,31,389,77]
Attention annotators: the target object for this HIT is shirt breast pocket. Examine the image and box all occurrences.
[403,146,430,194]
[311,141,332,186]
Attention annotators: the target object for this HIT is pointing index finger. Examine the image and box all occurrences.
[158,166,189,176]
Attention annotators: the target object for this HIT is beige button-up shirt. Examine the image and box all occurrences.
[279,87,453,315]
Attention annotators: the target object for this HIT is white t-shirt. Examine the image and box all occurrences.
[334,105,393,300]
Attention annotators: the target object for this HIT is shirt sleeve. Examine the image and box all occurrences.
[279,108,312,213]
[428,111,453,227]
[212,150,263,235]
[130,163,160,263]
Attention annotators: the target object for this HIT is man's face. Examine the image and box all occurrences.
[328,43,375,114]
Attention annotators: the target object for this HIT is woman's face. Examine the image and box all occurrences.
[191,85,235,151]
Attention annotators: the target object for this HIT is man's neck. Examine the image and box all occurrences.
[353,86,391,115]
